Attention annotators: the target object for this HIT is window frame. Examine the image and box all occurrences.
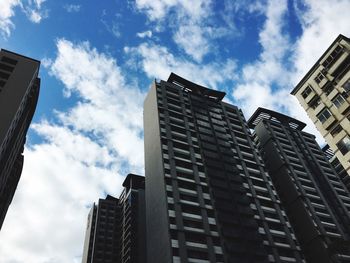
[337,136,350,155]
[317,108,332,123]
[301,85,313,99]
[332,93,346,108]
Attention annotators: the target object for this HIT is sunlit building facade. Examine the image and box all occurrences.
[291,34,350,178]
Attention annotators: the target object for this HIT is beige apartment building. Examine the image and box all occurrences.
[291,34,350,180]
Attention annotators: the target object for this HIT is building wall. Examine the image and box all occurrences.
[81,205,97,263]
[90,196,121,263]
[81,175,145,263]
[323,145,350,191]
[144,74,304,262]
[144,83,173,263]
[292,35,350,177]
[249,108,350,263]
[0,49,40,230]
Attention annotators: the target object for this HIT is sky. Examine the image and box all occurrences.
[0,0,350,262]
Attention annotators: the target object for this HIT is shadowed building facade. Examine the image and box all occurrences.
[323,145,350,192]
[248,108,350,263]
[0,49,40,230]
[144,73,304,263]
[81,174,146,263]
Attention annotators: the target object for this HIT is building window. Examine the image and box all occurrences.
[308,95,321,109]
[331,124,343,137]
[337,136,350,155]
[301,85,313,99]
[332,94,346,108]
[322,45,343,69]
[317,108,332,123]
[323,82,334,95]
[1,56,18,65]
[315,73,325,84]
[344,79,350,93]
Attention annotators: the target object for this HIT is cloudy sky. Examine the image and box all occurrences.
[0,0,350,262]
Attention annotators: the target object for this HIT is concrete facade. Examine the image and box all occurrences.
[0,49,40,230]
[291,34,350,179]
[249,108,350,263]
[81,174,145,263]
[144,73,304,263]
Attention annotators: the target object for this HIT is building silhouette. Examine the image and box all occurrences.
[323,145,350,191]
[291,34,350,178]
[248,107,350,263]
[0,49,40,230]
[143,73,304,262]
[81,174,145,263]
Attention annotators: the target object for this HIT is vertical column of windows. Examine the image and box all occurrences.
[224,108,303,262]
[191,100,269,262]
[268,121,349,242]
[158,84,222,263]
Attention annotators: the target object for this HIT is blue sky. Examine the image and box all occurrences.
[0,0,350,262]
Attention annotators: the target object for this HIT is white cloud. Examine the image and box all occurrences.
[41,57,52,68]
[50,39,145,169]
[27,9,43,23]
[125,42,237,91]
[135,0,210,21]
[292,0,350,82]
[0,39,145,262]
[0,0,48,37]
[230,0,325,142]
[136,30,152,38]
[232,0,291,113]
[0,0,21,37]
[173,24,210,62]
[63,4,81,13]
[134,0,236,62]
[23,0,48,24]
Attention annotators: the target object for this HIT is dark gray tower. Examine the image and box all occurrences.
[0,49,40,230]
[143,73,304,262]
[81,174,145,263]
[248,107,350,263]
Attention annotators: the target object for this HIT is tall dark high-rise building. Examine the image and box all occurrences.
[144,73,304,262]
[81,174,145,263]
[248,108,350,263]
[322,145,350,192]
[0,49,40,230]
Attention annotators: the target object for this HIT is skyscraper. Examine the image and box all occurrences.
[0,49,40,230]
[144,73,304,262]
[248,107,350,263]
[81,174,146,263]
[322,145,350,191]
[291,34,350,177]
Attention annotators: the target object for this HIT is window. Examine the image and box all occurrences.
[331,124,343,136]
[1,56,17,65]
[337,136,350,155]
[323,82,334,95]
[308,96,321,109]
[301,85,313,99]
[332,94,346,108]
[322,45,343,69]
[315,72,325,84]
[317,108,332,123]
[344,79,350,93]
